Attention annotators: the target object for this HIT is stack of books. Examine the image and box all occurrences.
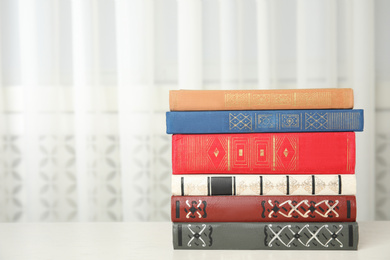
[166,88,362,250]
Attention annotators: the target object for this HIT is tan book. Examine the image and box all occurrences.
[169,88,354,111]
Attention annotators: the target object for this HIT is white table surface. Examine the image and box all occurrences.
[0,221,389,260]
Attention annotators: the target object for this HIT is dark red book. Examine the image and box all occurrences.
[172,132,355,174]
[171,195,356,222]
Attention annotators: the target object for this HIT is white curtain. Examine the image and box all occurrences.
[0,0,386,222]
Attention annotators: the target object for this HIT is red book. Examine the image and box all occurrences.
[172,132,355,174]
[171,195,356,222]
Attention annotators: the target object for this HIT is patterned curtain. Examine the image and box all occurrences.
[0,0,387,222]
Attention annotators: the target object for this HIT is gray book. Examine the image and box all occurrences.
[173,222,359,250]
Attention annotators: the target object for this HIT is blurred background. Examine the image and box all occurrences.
[0,0,388,222]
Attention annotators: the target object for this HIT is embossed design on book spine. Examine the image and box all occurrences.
[298,92,332,106]
[252,94,271,105]
[229,113,252,130]
[264,199,340,219]
[327,111,360,130]
[173,133,352,174]
[206,137,227,169]
[184,200,207,219]
[272,136,276,171]
[282,114,300,128]
[274,135,298,172]
[257,114,275,128]
[227,138,231,171]
[305,113,328,129]
[273,94,293,105]
[186,224,213,247]
[225,93,251,107]
[265,224,344,248]
[346,138,349,171]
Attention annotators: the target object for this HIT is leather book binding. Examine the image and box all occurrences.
[172,222,359,250]
[171,195,356,222]
[172,132,355,174]
[166,109,364,134]
[172,174,356,196]
[169,88,354,111]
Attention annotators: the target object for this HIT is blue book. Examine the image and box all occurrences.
[166,109,364,134]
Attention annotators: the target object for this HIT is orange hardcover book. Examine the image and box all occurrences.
[169,88,354,111]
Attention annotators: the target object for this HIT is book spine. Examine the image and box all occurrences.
[169,88,354,111]
[173,222,359,250]
[172,132,355,174]
[166,109,364,134]
[172,175,356,196]
[171,196,356,222]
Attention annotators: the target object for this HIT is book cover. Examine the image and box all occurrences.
[172,174,356,196]
[172,132,355,174]
[169,88,354,111]
[166,109,364,134]
[172,222,359,250]
[172,195,356,222]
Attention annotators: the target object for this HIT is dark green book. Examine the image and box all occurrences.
[173,222,359,250]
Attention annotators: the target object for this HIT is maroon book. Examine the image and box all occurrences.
[172,132,355,174]
[171,195,356,222]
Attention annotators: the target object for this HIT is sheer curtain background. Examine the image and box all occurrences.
[0,0,387,222]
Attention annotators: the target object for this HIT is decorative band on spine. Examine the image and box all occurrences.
[233,176,236,195]
[312,175,315,195]
[348,225,353,247]
[260,176,263,195]
[286,176,290,195]
[178,224,182,247]
[338,175,342,195]
[176,201,180,219]
[207,177,211,196]
[181,177,184,196]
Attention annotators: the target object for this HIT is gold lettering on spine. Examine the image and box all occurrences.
[228,137,231,171]
[272,135,276,171]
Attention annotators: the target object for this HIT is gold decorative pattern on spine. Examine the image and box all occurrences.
[272,135,276,171]
[347,138,349,171]
[257,114,274,128]
[252,94,271,105]
[281,114,300,128]
[327,111,360,130]
[225,93,251,107]
[305,113,328,129]
[297,92,331,107]
[228,138,231,171]
[229,113,252,130]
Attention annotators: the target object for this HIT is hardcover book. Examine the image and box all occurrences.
[169,88,354,111]
[171,195,356,222]
[172,174,356,196]
[172,132,355,174]
[166,109,364,134]
[172,222,359,250]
